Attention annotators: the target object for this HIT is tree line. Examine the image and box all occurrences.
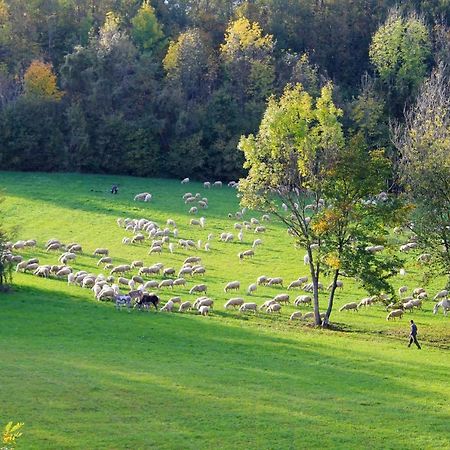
[0,0,449,179]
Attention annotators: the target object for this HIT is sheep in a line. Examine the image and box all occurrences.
[287,277,308,290]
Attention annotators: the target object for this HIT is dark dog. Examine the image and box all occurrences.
[134,293,160,311]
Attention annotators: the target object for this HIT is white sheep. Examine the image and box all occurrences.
[224,298,244,309]
[398,286,408,296]
[239,302,257,313]
[189,207,198,215]
[224,281,240,293]
[294,295,312,307]
[289,311,303,321]
[387,309,403,320]
[158,279,174,289]
[267,277,283,287]
[273,293,290,304]
[204,243,210,252]
[247,283,257,295]
[203,181,211,189]
[267,303,282,313]
[257,276,269,286]
[189,284,207,295]
[252,239,262,248]
[197,298,214,309]
[213,181,222,188]
[433,290,448,300]
[433,299,449,316]
[327,280,344,290]
[339,302,358,312]
[181,177,190,184]
[94,248,109,256]
[179,301,192,312]
[198,305,210,316]
[160,300,174,312]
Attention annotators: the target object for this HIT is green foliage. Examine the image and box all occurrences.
[369,9,431,111]
[131,0,165,53]
[239,84,403,324]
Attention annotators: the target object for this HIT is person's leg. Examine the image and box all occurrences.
[413,336,421,349]
[408,336,413,347]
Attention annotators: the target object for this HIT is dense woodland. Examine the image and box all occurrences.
[0,0,449,179]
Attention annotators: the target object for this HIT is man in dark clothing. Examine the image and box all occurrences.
[408,320,421,349]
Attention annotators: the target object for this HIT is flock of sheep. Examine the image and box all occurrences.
[4,178,449,323]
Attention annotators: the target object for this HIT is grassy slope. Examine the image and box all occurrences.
[0,171,449,449]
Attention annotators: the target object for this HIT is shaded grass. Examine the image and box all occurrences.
[0,171,449,449]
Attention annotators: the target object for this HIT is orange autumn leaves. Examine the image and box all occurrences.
[23,60,63,101]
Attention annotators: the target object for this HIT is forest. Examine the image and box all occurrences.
[0,0,449,180]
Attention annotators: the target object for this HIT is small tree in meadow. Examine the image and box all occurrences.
[239,83,403,326]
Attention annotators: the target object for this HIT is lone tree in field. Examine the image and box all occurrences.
[395,63,450,287]
[239,83,403,326]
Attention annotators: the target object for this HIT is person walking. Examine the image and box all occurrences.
[408,320,421,349]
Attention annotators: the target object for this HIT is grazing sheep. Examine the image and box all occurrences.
[254,226,266,233]
[247,283,257,295]
[339,302,358,312]
[358,297,375,308]
[199,305,210,316]
[134,192,150,201]
[97,257,113,266]
[433,299,449,316]
[289,311,303,321]
[189,284,207,295]
[189,207,198,215]
[262,214,270,222]
[193,266,206,276]
[213,181,222,188]
[169,297,181,304]
[204,243,210,251]
[224,298,245,309]
[224,281,240,293]
[15,261,28,272]
[288,279,305,290]
[163,267,176,277]
[257,276,269,286]
[203,182,211,189]
[413,287,426,297]
[267,303,282,313]
[234,223,243,230]
[365,245,385,253]
[56,267,72,277]
[143,280,159,289]
[327,280,344,290]
[398,286,408,296]
[173,278,187,287]
[239,249,254,260]
[185,256,201,264]
[294,295,312,307]
[433,290,448,300]
[267,277,283,287]
[197,298,214,309]
[160,300,174,312]
[181,177,190,184]
[132,234,145,244]
[273,293,290,304]
[239,302,258,313]
[303,254,310,265]
[46,243,61,252]
[417,253,431,264]
[158,279,174,289]
[252,239,262,248]
[387,309,404,320]
[149,246,162,254]
[94,248,109,256]
[259,299,276,311]
[179,301,192,312]
[110,264,130,275]
[67,244,82,252]
[34,266,50,278]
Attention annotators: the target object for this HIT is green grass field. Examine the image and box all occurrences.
[1,171,449,449]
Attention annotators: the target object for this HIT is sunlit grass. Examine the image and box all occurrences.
[0,171,449,449]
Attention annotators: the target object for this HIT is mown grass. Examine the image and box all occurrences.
[0,171,449,449]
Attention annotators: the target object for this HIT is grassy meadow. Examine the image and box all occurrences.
[0,171,449,449]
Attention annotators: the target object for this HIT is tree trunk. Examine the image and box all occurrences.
[323,269,339,328]
[307,247,321,326]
